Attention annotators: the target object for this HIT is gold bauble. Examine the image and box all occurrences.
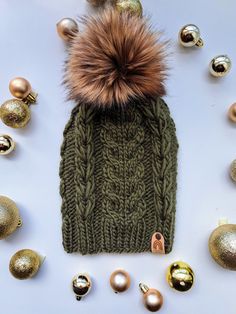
[0,196,22,239]
[110,269,131,293]
[230,160,236,182]
[9,249,42,280]
[209,224,236,271]
[228,103,236,123]
[56,18,78,42]
[72,274,92,301]
[139,283,163,312]
[9,77,37,104]
[87,0,106,6]
[115,0,143,17]
[0,135,15,155]
[179,24,203,48]
[209,55,232,77]
[166,261,194,292]
[0,99,31,128]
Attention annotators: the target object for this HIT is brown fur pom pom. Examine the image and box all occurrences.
[65,9,168,108]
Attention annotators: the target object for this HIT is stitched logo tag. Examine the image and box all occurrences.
[151,232,165,254]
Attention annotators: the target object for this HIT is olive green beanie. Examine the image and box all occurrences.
[59,9,178,255]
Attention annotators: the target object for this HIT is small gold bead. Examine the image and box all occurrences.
[209,55,232,77]
[57,18,78,42]
[0,134,15,155]
[179,24,203,48]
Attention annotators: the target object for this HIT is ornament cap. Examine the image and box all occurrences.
[139,283,149,294]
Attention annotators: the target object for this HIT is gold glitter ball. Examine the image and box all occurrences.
[230,160,236,182]
[209,224,236,271]
[166,261,194,292]
[0,134,15,155]
[0,99,31,128]
[0,196,21,239]
[115,0,143,17]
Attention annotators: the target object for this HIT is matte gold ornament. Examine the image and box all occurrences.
[110,269,131,293]
[9,249,44,280]
[87,0,107,6]
[72,273,92,301]
[209,55,232,77]
[209,223,236,270]
[9,77,37,104]
[228,103,236,123]
[166,261,194,292]
[0,196,22,239]
[0,135,15,155]
[57,18,79,42]
[179,24,203,47]
[139,283,163,312]
[115,0,143,17]
[230,160,236,182]
[0,99,31,128]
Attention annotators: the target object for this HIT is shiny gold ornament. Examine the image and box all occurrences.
[228,103,236,123]
[9,249,43,280]
[87,0,106,6]
[230,160,236,182]
[0,135,15,155]
[0,196,22,239]
[110,269,131,293]
[209,55,232,77]
[57,18,79,42]
[139,283,163,312]
[0,99,31,128]
[209,223,236,270]
[72,273,92,301]
[166,261,194,292]
[9,77,37,104]
[179,24,203,47]
[115,0,143,17]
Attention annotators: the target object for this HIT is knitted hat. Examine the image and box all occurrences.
[60,9,178,255]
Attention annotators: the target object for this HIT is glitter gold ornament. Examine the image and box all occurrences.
[57,18,79,42]
[0,99,31,128]
[209,55,232,77]
[9,249,44,280]
[72,274,92,301]
[209,223,236,271]
[110,269,131,293]
[228,103,236,123]
[179,24,203,48]
[0,135,15,155]
[139,283,163,312]
[0,196,22,239]
[115,0,143,17]
[9,77,37,104]
[230,160,236,182]
[87,0,107,6]
[166,261,194,292]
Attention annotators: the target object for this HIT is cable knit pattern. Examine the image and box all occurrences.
[60,98,178,254]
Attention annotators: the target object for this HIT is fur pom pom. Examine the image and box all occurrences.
[65,9,168,108]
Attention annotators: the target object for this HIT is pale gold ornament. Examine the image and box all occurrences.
[0,99,31,128]
[228,103,236,123]
[115,0,143,17]
[56,18,78,42]
[209,223,236,270]
[9,77,37,104]
[209,55,232,77]
[72,273,92,301]
[0,135,15,155]
[179,24,203,48]
[9,249,44,280]
[166,261,194,292]
[0,196,22,239]
[110,269,131,293]
[139,283,163,312]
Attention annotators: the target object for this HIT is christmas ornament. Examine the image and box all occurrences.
[9,249,44,280]
[115,0,143,17]
[139,283,163,312]
[0,99,31,128]
[209,55,232,77]
[209,223,236,271]
[166,261,194,292]
[0,134,15,155]
[72,273,92,301]
[57,18,78,42]
[230,160,236,182]
[61,9,178,256]
[0,196,22,239]
[179,24,203,48]
[9,77,37,104]
[228,103,236,123]
[110,269,131,293]
[87,0,107,6]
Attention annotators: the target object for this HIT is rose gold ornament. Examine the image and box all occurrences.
[56,18,78,42]
[139,283,163,312]
[228,103,236,123]
[110,269,131,293]
[9,77,37,104]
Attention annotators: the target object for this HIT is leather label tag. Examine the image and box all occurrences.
[151,232,165,254]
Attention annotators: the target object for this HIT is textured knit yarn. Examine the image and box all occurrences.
[60,98,178,254]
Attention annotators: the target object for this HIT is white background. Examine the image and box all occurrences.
[0,0,236,313]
